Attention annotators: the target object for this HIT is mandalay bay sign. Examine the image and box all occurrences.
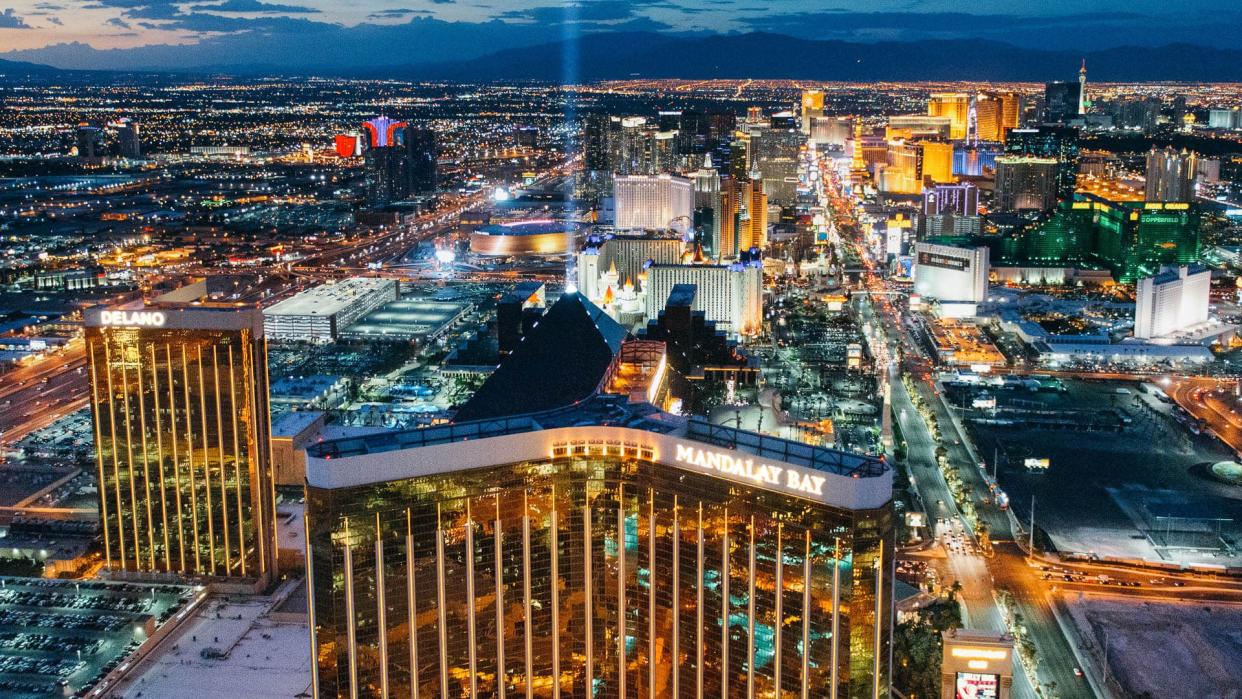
[674,443,828,497]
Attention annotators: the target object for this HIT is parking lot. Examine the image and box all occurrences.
[0,577,195,698]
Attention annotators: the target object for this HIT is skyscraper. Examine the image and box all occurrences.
[117,119,142,159]
[919,141,956,185]
[1043,81,1082,124]
[973,94,1002,142]
[927,93,971,140]
[75,123,104,164]
[1145,147,1198,203]
[407,127,437,194]
[999,93,1022,135]
[994,156,1059,211]
[646,259,764,336]
[304,315,893,698]
[801,89,825,135]
[744,176,769,250]
[1004,125,1080,201]
[85,283,277,579]
[363,116,411,205]
[923,182,979,217]
[1134,265,1211,339]
[613,174,694,231]
[715,176,742,259]
[361,117,436,204]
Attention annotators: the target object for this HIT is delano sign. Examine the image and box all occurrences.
[99,310,166,327]
[674,444,827,497]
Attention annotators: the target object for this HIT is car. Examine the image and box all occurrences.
[1073,667,1084,678]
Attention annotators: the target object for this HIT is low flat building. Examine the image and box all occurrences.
[263,277,399,343]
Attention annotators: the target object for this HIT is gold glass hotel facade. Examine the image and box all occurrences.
[85,299,277,580]
[305,398,893,698]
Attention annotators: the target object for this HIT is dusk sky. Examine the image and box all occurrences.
[2,0,1241,69]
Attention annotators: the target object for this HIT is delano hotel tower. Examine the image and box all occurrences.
[305,398,893,698]
[85,284,277,581]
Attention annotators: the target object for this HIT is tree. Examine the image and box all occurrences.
[892,600,963,698]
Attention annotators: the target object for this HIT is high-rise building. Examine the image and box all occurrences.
[614,174,694,231]
[1016,196,1201,282]
[612,117,678,176]
[1043,81,1082,124]
[85,284,276,579]
[406,127,437,194]
[1208,107,1241,130]
[362,116,412,205]
[1004,126,1080,202]
[1111,98,1161,134]
[691,154,721,210]
[75,123,104,164]
[1134,265,1211,339]
[913,242,990,307]
[885,116,952,142]
[577,232,685,302]
[973,95,1002,142]
[305,382,892,699]
[921,212,982,238]
[646,258,764,337]
[801,89,825,134]
[995,156,1059,212]
[117,119,142,159]
[728,135,751,181]
[879,140,921,194]
[998,93,1022,135]
[745,177,769,250]
[928,93,971,140]
[714,177,742,259]
[810,116,852,148]
[759,156,798,207]
[583,114,614,171]
[919,141,955,185]
[1145,147,1198,203]
[923,182,979,217]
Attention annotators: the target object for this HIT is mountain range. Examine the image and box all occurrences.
[5,33,1242,82]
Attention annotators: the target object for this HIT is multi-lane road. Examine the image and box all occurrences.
[0,340,89,446]
[1167,376,1242,456]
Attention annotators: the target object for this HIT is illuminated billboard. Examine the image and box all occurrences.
[956,672,1000,699]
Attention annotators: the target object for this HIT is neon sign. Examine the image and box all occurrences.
[100,310,166,327]
[674,444,827,496]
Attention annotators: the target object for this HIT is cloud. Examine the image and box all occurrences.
[46,16,63,24]
[126,4,182,20]
[195,0,320,13]
[147,12,336,33]
[0,8,30,28]
[368,8,432,19]
[501,1,640,23]
[429,0,454,4]
[742,10,1149,37]
[106,16,131,28]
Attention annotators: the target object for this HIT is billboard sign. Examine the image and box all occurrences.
[955,672,999,699]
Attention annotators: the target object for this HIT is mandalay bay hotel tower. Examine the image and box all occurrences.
[304,293,895,698]
[85,282,277,583]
